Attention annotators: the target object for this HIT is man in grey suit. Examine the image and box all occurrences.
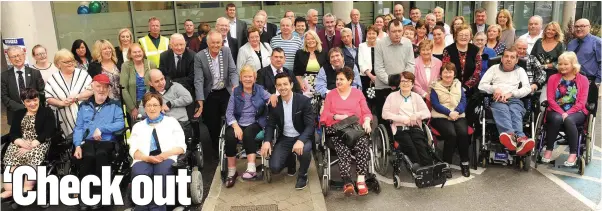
[345,9,367,47]
[1,46,45,125]
[194,30,239,153]
[226,3,248,48]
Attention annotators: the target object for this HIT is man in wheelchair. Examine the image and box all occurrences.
[478,47,535,156]
[261,73,314,190]
[72,74,125,210]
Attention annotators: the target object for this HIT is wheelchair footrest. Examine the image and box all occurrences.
[414,163,449,188]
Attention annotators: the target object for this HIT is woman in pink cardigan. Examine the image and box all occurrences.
[320,67,373,196]
[413,40,443,100]
[382,71,432,167]
[541,52,590,166]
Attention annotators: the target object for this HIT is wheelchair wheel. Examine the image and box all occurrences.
[393,175,401,189]
[372,125,390,176]
[263,157,272,183]
[191,168,204,204]
[586,116,595,165]
[578,157,585,176]
[519,157,530,171]
[321,149,331,196]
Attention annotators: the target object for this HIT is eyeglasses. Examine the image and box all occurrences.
[400,80,413,84]
[8,54,24,59]
[145,104,161,108]
[575,25,590,29]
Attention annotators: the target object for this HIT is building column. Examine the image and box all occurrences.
[332,1,353,24]
[483,1,498,25]
[562,1,577,27]
[1,1,58,66]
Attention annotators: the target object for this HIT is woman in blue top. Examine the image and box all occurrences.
[223,65,275,187]
[473,32,497,79]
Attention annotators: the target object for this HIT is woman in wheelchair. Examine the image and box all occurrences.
[541,52,590,166]
[382,72,432,169]
[224,66,274,186]
[430,63,471,177]
[129,92,187,211]
[1,88,55,199]
[320,67,373,196]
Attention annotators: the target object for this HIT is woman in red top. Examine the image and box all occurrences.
[541,52,590,166]
[320,67,373,196]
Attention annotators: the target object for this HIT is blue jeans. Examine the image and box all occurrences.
[269,136,312,176]
[131,159,175,211]
[491,98,526,137]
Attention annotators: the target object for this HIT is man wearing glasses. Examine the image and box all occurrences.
[1,46,45,125]
[567,18,601,112]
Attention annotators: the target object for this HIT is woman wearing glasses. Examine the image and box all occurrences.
[45,49,93,137]
[31,44,59,83]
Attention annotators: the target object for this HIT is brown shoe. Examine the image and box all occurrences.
[225,171,238,188]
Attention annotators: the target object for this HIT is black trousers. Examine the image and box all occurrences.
[224,123,262,157]
[393,127,433,166]
[430,118,470,164]
[269,136,312,176]
[360,76,375,109]
[545,112,586,154]
[203,89,230,154]
[78,141,114,197]
[374,88,394,125]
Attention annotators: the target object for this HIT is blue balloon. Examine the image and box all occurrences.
[77,5,90,14]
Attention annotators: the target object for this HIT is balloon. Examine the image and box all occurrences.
[77,5,90,14]
[88,1,101,13]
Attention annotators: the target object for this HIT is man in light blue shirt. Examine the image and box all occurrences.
[315,47,362,97]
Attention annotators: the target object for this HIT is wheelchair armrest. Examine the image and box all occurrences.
[541,100,549,108]
[1,135,11,144]
[113,128,128,137]
[587,103,596,112]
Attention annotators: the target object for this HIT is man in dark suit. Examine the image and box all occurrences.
[205,17,239,65]
[471,8,489,35]
[194,30,239,154]
[318,13,343,54]
[340,28,359,70]
[159,33,196,95]
[261,73,314,190]
[225,3,248,48]
[345,9,367,47]
[252,13,277,44]
[1,47,45,125]
[257,10,278,39]
[257,48,301,94]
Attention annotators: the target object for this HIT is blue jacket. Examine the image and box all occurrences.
[226,84,271,128]
[73,97,125,147]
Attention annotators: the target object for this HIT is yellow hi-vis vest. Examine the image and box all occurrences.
[139,35,169,67]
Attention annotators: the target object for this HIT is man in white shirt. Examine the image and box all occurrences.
[345,9,366,47]
[433,6,451,35]
[518,15,543,54]
[409,7,421,27]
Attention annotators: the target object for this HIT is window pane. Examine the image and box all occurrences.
[132,2,176,39]
[513,1,535,36]
[52,1,132,49]
[354,1,374,24]
[460,1,473,24]
[415,1,436,17]
[535,2,554,24]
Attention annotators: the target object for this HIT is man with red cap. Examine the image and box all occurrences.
[72,74,125,211]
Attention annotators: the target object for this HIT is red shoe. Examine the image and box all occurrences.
[356,181,369,196]
[499,133,517,151]
[343,183,355,196]
[516,137,535,156]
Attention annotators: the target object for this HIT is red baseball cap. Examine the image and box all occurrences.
[93,74,111,85]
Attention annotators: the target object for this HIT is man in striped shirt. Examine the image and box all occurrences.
[270,18,303,71]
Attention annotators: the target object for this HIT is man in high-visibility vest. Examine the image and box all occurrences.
[139,17,169,67]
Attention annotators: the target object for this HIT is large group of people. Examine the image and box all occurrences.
[1,3,600,207]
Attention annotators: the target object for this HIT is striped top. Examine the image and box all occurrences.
[45,68,92,137]
[270,35,303,71]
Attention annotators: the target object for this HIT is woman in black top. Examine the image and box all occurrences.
[71,39,92,72]
[293,30,328,93]
[531,21,565,78]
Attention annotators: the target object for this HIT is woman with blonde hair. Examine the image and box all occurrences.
[541,52,589,166]
[531,21,565,74]
[293,30,328,93]
[486,24,506,55]
[496,9,516,48]
[223,65,272,186]
[116,28,134,69]
[383,14,394,32]
[88,39,121,100]
[45,49,93,137]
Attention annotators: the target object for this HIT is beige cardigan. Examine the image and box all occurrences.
[430,79,466,119]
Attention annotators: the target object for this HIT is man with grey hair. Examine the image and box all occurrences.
[425,13,437,39]
[1,46,45,124]
[253,13,273,43]
[317,13,342,53]
[140,69,193,122]
[256,10,278,41]
[159,33,196,97]
[306,9,322,32]
[270,18,303,71]
[393,4,411,25]
[518,15,543,54]
[346,9,366,47]
[514,39,546,94]
[340,28,358,70]
[433,6,451,35]
[210,17,239,62]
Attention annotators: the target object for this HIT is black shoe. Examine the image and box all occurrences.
[445,170,453,179]
[460,164,470,177]
[295,175,308,190]
[287,167,296,176]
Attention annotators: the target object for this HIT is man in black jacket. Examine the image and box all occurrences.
[256,48,301,94]
[1,46,45,124]
[261,73,314,190]
[159,33,196,119]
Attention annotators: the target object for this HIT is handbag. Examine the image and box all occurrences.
[332,115,365,147]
